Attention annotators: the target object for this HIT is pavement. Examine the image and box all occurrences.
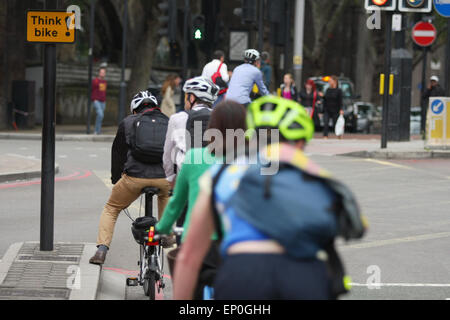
[0,242,100,300]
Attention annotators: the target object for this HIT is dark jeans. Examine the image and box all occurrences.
[323,110,339,137]
[213,254,332,300]
[193,240,221,300]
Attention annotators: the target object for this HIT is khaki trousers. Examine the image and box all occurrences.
[96,174,171,247]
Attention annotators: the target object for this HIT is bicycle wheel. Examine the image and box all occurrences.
[144,271,156,300]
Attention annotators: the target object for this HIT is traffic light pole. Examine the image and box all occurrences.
[446,20,450,96]
[118,0,128,123]
[381,11,393,149]
[86,0,96,134]
[182,0,190,82]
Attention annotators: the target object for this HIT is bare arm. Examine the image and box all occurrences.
[173,191,215,299]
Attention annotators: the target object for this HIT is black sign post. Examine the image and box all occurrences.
[27,0,76,251]
[40,43,57,251]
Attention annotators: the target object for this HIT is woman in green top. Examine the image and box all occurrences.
[156,100,247,299]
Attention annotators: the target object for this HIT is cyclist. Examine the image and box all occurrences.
[172,96,367,299]
[90,91,171,265]
[225,49,270,107]
[162,76,219,187]
[156,100,247,299]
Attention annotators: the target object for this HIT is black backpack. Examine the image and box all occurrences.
[130,108,169,164]
[185,107,211,151]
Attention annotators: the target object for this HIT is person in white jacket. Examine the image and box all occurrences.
[163,77,219,187]
[202,50,229,106]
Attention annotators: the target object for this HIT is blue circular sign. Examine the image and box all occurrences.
[431,99,445,115]
[408,0,425,7]
[434,0,450,17]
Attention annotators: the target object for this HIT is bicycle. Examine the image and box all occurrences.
[125,187,165,300]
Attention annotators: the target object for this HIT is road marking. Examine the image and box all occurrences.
[0,170,92,189]
[340,232,450,250]
[364,159,413,170]
[351,283,450,288]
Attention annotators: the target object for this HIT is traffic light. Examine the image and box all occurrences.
[398,0,432,13]
[233,0,257,24]
[157,0,177,43]
[191,15,205,41]
[242,0,257,23]
[364,0,396,11]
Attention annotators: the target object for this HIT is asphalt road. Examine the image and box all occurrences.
[1,139,449,300]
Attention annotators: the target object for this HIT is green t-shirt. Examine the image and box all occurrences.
[156,147,217,242]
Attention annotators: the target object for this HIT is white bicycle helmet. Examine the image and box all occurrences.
[130,91,158,113]
[244,49,260,63]
[183,76,219,104]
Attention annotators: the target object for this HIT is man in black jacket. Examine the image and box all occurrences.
[422,76,446,101]
[90,91,172,265]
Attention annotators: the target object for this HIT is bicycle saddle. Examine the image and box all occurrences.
[141,187,160,195]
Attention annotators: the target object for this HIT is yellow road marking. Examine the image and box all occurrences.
[364,159,413,170]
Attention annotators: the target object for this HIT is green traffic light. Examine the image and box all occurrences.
[194,29,203,40]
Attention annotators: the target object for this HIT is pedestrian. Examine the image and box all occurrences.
[156,100,247,299]
[423,75,446,101]
[260,51,272,90]
[202,50,230,107]
[161,74,182,117]
[225,49,269,108]
[299,79,321,126]
[322,75,344,139]
[91,67,107,135]
[172,96,367,300]
[89,91,172,265]
[278,73,298,101]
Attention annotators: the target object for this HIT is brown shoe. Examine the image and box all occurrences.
[89,250,107,265]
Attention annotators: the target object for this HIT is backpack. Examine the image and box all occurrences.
[211,62,228,95]
[210,161,365,299]
[130,108,168,164]
[185,108,211,151]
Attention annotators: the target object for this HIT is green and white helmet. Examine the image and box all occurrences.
[247,95,314,142]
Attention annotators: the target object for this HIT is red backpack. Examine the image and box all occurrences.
[211,62,228,95]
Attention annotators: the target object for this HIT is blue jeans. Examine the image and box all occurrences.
[93,100,106,134]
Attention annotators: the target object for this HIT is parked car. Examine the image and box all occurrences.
[310,76,360,132]
[353,102,382,134]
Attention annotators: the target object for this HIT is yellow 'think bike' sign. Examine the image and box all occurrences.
[27,11,76,43]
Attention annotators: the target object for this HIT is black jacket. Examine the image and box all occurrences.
[323,88,343,113]
[422,84,446,101]
[111,111,166,184]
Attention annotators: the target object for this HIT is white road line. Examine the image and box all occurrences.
[340,232,450,250]
[351,283,450,288]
